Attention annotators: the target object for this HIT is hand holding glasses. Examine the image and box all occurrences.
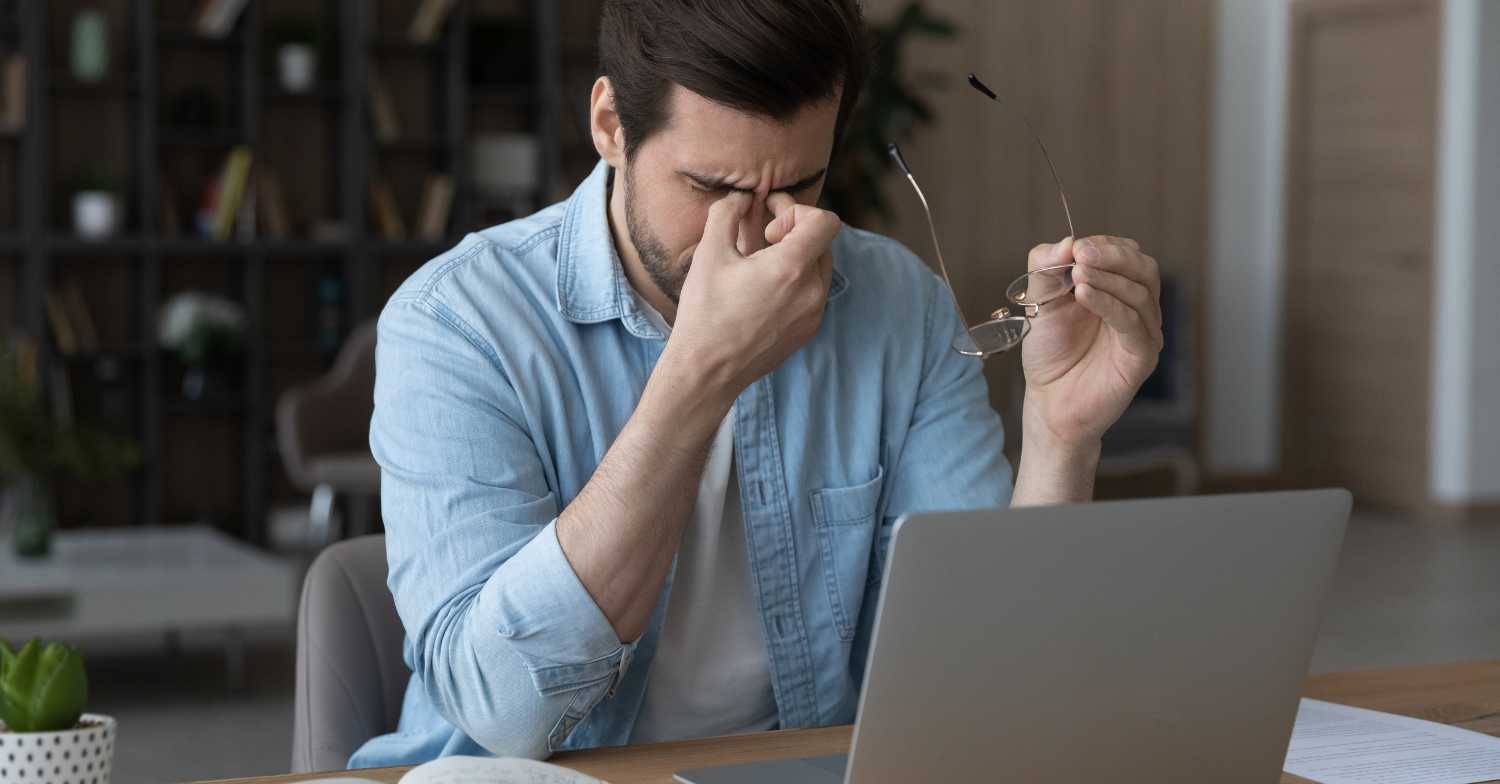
[889,73,1078,359]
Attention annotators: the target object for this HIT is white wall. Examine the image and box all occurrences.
[1472,1,1500,500]
[1204,0,1289,473]
[1431,0,1500,503]
[1208,0,1500,500]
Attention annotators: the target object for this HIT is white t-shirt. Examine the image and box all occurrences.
[627,292,779,744]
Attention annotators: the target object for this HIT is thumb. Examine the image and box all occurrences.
[702,191,753,259]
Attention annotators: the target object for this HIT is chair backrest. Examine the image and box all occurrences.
[292,534,410,773]
[277,319,379,490]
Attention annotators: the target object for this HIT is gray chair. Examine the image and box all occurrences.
[292,534,410,773]
[277,319,381,544]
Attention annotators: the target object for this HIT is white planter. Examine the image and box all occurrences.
[277,44,318,93]
[0,714,115,784]
[71,192,119,239]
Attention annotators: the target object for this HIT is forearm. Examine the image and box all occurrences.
[556,343,738,641]
[1011,400,1100,507]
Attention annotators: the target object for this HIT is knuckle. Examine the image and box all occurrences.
[812,210,840,233]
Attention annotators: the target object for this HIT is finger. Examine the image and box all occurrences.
[764,192,797,245]
[703,191,753,256]
[1077,234,1139,249]
[1072,264,1162,343]
[1074,237,1160,301]
[1073,283,1164,357]
[1027,236,1074,272]
[763,205,842,262]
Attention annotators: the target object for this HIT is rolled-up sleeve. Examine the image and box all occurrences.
[371,293,632,759]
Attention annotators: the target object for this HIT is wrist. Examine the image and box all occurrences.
[1020,391,1104,458]
[1013,397,1102,506]
[644,342,739,431]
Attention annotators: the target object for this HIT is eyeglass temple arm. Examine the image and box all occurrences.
[967,73,1076,240]
[887,142,972,335]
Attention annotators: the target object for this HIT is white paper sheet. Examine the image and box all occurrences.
[396,755,603,784]
[1285,698,1500,784]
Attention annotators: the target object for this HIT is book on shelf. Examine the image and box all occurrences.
[257,169,292,239]
[211,146,254,241]
[369,179,406,241]
[416,174,455,241]
[367,63,402,144]
[160,172,183,237]
[408,0,458,44]
[62,285,100,353]
[194,0,251,38]
[10,333,38,389]
[0,54,25,133]
[236,165,257,242]
[45,290,78,356]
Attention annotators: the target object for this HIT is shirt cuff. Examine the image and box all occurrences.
[475,518,636,697]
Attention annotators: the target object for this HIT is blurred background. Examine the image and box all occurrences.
[0,0,1495,781]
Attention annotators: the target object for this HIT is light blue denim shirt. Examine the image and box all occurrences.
[349,161,1012,769]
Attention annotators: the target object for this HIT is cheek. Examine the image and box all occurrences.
[652,192,713,258]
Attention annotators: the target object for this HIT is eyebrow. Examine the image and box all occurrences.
[681,168,828,194]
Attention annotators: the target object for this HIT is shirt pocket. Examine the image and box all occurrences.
[811,465,885,642]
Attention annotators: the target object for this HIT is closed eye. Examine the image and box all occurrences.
[682,169,826,197]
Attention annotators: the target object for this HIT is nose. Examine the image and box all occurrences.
[737,195,771,256]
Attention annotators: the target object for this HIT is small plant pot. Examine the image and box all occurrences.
[277,44,318,93]
[0,714,115,784]
[71,192,119,239]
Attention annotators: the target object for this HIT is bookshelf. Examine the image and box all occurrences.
[0,0,604,544]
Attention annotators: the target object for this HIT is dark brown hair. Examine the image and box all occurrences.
[599,0,868,159]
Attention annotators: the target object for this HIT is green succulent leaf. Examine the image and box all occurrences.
[0,638,87,732]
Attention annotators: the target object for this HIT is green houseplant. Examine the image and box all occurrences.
[0,638,115,784]
[156,291,247,403]
[822,1,956,227]
[0,343,140,558]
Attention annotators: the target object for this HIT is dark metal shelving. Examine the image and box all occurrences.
[5,0,570,544]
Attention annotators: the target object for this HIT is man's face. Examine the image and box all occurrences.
[618,85,840,304]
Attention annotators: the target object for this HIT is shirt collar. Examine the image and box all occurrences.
[555,160,849,339]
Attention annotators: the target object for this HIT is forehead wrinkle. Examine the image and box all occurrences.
[682,166,826,194]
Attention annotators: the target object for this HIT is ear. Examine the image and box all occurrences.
[590,76,627,168]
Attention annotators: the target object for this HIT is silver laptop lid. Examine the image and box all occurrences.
[845,489,1350,784]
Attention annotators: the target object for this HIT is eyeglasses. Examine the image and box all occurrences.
[888,73,1078,359]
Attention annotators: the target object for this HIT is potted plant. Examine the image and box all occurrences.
[0,344,140,559]
[0,639,114,784]
[269,18,320,94]
[157,292,247,403]
[69,172,120,240]
[821,1,956,227]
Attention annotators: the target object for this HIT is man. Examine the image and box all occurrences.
[350,0,1162,768]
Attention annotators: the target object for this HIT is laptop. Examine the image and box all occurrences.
[675,489,1351,784]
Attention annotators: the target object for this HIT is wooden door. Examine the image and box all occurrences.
[1283,0,1439,507]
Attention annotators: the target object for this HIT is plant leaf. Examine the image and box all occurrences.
[0,638,85,731]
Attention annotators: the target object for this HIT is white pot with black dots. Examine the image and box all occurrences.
[0,714,115,784]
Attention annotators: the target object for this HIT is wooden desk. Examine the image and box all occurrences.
[205,660,1500,784]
